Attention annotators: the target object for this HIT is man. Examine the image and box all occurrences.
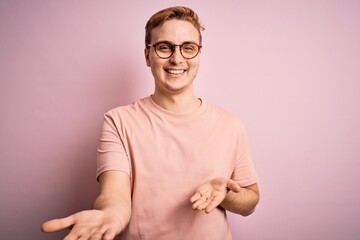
[42,6,260,240]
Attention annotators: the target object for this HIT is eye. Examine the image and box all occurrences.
[182,44,197,52]
[157,43,173,52]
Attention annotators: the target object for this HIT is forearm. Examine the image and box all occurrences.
[93,193,131,229]
[94,171,132,229]
[93,192,132,228]
[220,183,259,216]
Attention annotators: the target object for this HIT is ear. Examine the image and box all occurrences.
[144,48,150,67]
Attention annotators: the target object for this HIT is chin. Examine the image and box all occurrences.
[165,86,186,93]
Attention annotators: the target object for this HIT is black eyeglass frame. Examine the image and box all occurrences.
[147,41,202,59]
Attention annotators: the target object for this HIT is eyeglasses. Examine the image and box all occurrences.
[147,41,202,59]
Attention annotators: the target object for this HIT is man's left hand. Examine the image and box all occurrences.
[190,178,242,213]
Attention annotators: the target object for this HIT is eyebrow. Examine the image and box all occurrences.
[153,40,199,45]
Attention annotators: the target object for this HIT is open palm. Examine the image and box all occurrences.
[42,209,123,240]
[190,178,241,214]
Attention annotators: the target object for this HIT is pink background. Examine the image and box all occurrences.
[1,1,359,239]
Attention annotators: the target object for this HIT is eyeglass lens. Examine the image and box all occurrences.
[154,42,200,59]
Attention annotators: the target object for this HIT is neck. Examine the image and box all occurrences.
[151,91,201,114]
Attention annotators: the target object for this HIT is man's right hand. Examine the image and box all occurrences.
[42,209,124,240]
[42,171,131,240]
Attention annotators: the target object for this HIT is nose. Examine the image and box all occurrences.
[169,46,184,64]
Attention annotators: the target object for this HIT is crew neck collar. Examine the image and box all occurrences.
[147,95,206,118]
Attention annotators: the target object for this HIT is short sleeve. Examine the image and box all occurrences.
[231,122,258,187]
[96,111,130,180]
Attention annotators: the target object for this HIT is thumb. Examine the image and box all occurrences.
[227,180,242,193]
[41,215,75,232]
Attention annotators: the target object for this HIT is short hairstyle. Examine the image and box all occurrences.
[145,6,205,48]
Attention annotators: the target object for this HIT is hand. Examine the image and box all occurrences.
[41,209,123,240]
[190,178,242,214]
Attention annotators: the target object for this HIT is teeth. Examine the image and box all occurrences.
[167,69,185,74]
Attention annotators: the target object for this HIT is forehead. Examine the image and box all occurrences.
[150,19,200,44]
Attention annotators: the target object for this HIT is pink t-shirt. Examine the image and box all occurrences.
[97,96,258,240]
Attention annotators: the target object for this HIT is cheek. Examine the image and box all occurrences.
[151,58,166,70]
[150,61,164,77]
[189,60,200,73]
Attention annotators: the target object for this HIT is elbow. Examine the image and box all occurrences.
[240,193,260,217]
[240,206,256,217]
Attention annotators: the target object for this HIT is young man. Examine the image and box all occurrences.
[42,6,260,240]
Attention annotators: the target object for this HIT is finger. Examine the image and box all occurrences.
[63,231,80,240]
[192,196,207,210]
[41,215,75,232]
[192,194,212,210]
[205,197,222,213]
[103,228,117,240]
[64,226,89,240]
[78,237,89,240]
[75,229,93,240]
[89,231,104,240]
[190,192,202,203]
[196,198,212,211]
[89,226,109,240]
[227,180,241,193]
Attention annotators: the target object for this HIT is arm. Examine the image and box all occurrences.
[41,170,131,239]
[94,170,132,226]
[190,178,259,216]
[220,182,259,216]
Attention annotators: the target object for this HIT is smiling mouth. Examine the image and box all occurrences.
[165,69,186,75]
